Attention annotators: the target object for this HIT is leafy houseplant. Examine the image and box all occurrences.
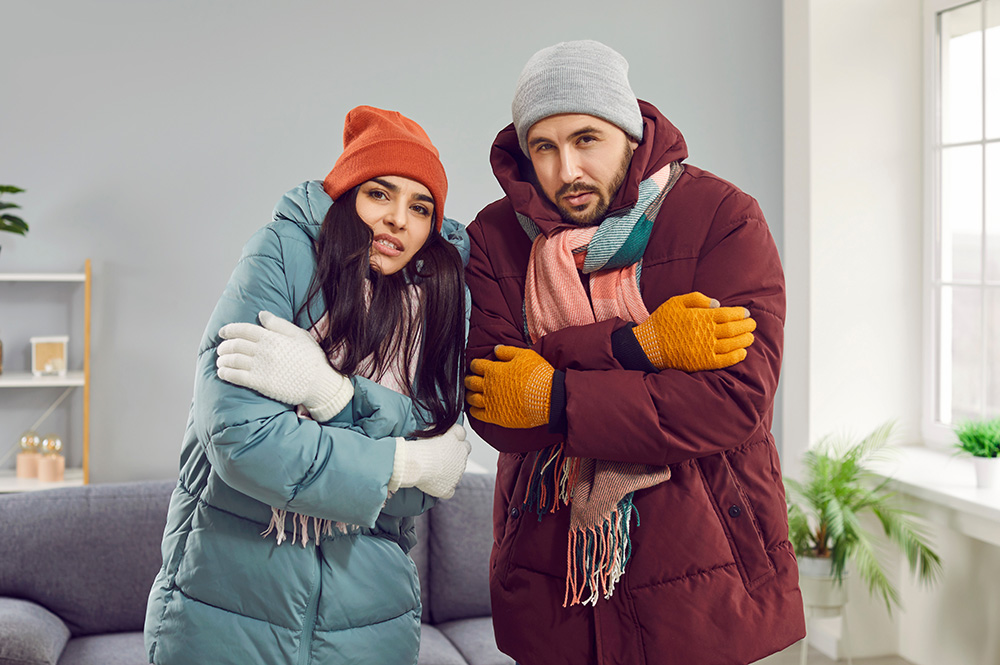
[785,422,942,613]
[0,186,30,254]
[954,418,1000,458]
[954,418,1000,490]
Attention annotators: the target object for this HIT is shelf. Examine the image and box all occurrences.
[0,260,91,487]
[0,272,86,282]
[0,468,84,493]
[0,371,85,388]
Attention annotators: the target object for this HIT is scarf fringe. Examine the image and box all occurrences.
[564,494,638,607]
[524,445,641,607]
[523,442,578,518]
[261,507,354,547]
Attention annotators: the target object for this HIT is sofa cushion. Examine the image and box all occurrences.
[0,480,174,636]
[437,617,514,665]
[428,471,494,623]
[0,597,70,665]
[56,632,150,665]
[417,624,467,665]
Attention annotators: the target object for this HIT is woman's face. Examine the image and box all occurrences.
[355,176,435,275]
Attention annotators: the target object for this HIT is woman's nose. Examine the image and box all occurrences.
[383,202,407,229]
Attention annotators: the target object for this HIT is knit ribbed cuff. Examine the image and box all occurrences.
[547,370,568,435]
[388,438,409,492]
[611,323,659,373]
[303,370,355,422]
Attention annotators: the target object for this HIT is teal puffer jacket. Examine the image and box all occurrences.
[144,181,470,665]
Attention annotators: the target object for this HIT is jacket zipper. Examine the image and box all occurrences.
[296,550,322,665]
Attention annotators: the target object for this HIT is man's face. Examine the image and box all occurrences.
[525,114,638,226]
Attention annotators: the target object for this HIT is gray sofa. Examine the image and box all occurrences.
[0,470,511,665]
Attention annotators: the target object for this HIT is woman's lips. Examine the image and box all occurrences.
[372,234,403,257]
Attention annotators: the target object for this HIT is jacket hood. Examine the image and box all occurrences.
[489,99,688,238]
[271,180,470,267]
[272,180,331,243]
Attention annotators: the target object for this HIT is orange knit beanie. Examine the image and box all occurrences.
[323,105,448,229]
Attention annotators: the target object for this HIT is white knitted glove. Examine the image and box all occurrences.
[388,424,471,499]
[216,311,354,422]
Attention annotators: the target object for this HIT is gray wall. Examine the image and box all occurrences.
[1,0,783,482]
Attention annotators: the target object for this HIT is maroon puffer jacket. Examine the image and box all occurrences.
[465,101,805,665]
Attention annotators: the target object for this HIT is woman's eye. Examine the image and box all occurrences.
[412,205,430,217]
[368,189,388,201]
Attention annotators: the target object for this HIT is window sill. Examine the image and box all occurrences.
[867,446,1000,547]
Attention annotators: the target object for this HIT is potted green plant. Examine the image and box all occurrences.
[0,185,30,257]
[785,422,942,614]
[954,418,1000,491]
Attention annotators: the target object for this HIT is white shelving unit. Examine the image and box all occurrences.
[0,468,85,492]
[0,371,85,388]
[0,261,91,492]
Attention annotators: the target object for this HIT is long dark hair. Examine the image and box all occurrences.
[297,185,466,436]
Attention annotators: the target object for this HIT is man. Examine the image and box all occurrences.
[463,40,805,665]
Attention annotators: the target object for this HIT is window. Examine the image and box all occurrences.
[925,0,1000,442]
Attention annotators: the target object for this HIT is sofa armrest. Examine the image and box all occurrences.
[0,597,70,665]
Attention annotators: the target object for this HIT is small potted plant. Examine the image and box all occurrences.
[0,185,30,257]
[954,418,1000,491]
[785,422,942,614]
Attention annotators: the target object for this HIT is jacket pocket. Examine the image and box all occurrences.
[696,450,775,591]
[493,451,530,588]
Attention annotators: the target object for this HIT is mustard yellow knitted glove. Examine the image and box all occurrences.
[632,292,757,372]
[465,345,554,429]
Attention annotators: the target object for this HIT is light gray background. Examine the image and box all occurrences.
[0,0,783,481]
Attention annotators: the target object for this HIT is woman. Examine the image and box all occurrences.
[144,106,471,665]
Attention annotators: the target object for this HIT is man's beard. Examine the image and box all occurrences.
[555,143,633,226]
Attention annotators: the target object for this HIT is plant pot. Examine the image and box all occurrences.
[798,555,847,616]
[972,456,1000,492]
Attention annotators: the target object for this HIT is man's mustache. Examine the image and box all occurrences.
[556,183,599,198]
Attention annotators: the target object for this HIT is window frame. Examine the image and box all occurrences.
[923,0,999,446]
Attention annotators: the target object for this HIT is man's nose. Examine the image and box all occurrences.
[559,150,582,183]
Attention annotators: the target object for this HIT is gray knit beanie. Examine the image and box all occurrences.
[512,40,643,155]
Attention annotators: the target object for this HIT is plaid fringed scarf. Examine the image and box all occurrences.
[518,161,682,606]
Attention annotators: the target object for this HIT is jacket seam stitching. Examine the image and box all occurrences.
[750,305,783,323]
[624,584,646,662]
[168,584,303,631]
[470,223,528,335]
[204,411,313,508]
[627,544,787,592]
[151,480,189,662]
[165,563,419,633]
